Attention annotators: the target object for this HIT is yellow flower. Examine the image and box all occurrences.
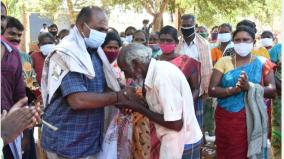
[23,62,32,72]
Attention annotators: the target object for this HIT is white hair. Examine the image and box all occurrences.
[118,43,152,69]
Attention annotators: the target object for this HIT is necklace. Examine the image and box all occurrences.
[234,54,252,69]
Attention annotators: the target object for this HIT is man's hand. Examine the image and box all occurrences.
[115,100,146,113]
[1,97,41,145]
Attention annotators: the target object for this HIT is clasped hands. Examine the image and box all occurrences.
[116,86,147,113]
[236,71,250,91]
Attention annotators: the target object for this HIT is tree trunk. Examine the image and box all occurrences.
[152,13,163,32]
[141,0,168,32]
[174,7,181,30]
[67,0,75,24]
[20,0,27,52]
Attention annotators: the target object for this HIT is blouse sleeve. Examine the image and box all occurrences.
[262,59,277,80]
[214,57,225,73]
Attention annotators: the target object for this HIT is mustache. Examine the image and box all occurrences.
[10,39,20,44]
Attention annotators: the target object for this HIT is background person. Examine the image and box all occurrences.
[209,24,276,159]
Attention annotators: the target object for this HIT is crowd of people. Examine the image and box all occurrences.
[1,2,282,159]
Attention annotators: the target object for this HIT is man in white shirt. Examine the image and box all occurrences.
[117,43,203,159]
[175,14,213,132]
[40,23,48,33]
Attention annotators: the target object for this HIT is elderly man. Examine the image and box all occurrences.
[117,43,203,159]
[41,6,128,159]
[175,14,213,131]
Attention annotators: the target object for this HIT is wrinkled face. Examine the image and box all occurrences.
[117,60,136,79]
[1,5,7,34]
[159,33,176,44]
[103,40,119,52]
[38,36,55,47]
[3,27,23,45]
[133,32,146,45]
[149,34,159,44]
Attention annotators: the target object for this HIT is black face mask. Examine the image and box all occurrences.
[50,31,57,36]
[181,26,195,38]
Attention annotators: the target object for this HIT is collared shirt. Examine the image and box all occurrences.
[1,41,26,111]
[31,51,45,84]
[144,59,202,159]
[41,48,106,158]
[180,37,199,61]
[176,34,213,95]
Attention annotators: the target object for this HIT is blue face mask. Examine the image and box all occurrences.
[83,23,106,48]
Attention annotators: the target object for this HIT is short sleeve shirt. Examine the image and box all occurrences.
[41,49,106,158]
[144,59,202,159]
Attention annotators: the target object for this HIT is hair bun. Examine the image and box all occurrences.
[236,20,257,34]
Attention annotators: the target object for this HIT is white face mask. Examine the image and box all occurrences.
[83,23,106,48]
[217,33,231,43]
[234,43,254,57]
[261,38,273,47]
[40,44,55,56]
[125,35,133,43]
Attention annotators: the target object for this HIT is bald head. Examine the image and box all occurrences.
[76,6,108,39]
[76,6,107,30]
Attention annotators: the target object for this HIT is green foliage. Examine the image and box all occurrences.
[101,0,281,30]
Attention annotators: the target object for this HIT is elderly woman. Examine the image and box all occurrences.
[208,21,276,158]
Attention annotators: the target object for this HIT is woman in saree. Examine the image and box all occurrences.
[157,25,202,159]
[208,23,276,159]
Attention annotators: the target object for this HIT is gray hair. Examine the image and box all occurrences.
[118,43,152,69]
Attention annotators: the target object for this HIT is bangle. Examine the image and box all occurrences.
[226,87,231,96]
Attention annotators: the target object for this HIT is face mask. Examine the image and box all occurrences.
[159,43,176,54]
[148,43,160,52]
[40,44,55,56]
[181,26,195,38]
[49,31,57,36]
[217,33,231,43]
[234,43,253,57]
[104,50,119,63]
[83,23,106,48]
[199,32,209,39]
[211,32,218,41]
[125,35,133,43]
[261,38,273,47]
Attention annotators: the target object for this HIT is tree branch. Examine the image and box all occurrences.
[159,0,169,14]
[140,0,155,16]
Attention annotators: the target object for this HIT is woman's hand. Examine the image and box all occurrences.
[236,71,250,91]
